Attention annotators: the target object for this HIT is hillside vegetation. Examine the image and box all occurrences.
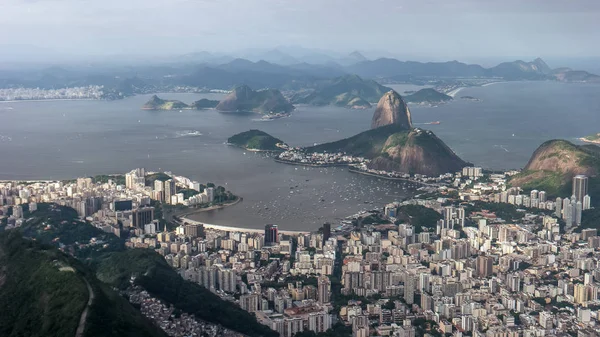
[0,231,167,337]
[228,129,285,151]
[510,140,600,203]
[96,249,279,337]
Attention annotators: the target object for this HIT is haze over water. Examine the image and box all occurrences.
[1,81,598,230]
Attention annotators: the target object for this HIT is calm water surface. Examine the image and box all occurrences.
[1,81,598,229]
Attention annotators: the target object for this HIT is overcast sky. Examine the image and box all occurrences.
[1,0,599,63]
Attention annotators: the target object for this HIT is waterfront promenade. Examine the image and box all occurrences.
[180,217,311,235]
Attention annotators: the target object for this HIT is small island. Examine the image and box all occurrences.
[461,95,482,102]
[581,133,600,145]
[227,130,286,152]
[403,88,453,104]
[191,98,220,109]
[142,95,190,110]
[142,95,220,110]
[216,85,294,114]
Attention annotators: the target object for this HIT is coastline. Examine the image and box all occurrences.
[347,167,437,187]
[579,137,600,145]
[273,158,350,168]
[447,87,466,98]
[0,98,98,103]
[177,197,243,217]
[180,216,310,235]
[226,143,282,153]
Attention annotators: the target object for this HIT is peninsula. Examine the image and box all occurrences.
[281,90,468,176]
[141,95,219,110]
[142,95,190,110]
[580,133,600,145]
[403,88,453,104]
[290,75,390,109]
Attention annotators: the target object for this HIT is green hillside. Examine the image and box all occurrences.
[404,88,453,104]
[306,125,467,176]
[0,231,167,337]
[142,95,190,110]
[510,140,600,204]
[8,203,275,337]
[191,98,220,109]
[306,124,404,158]
[291,75,390,108]
[216,85,294,114]
[96,249,279,337]
[228,129,285,151]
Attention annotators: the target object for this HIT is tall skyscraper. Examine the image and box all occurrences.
[132,207,155,228]
[476,255,493,278]
[322,223,331,244]
[576,201,583,225]
[555,197,562,217]
[164,179,176,205]
[573,175,589,203]
[404,274,415,305]
[153,180,165,202]
[206,187,215,202]
[265,224,279,246]
[538,191,547,202]
[318,276,331,304]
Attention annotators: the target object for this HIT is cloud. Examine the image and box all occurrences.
[0,0,598,60]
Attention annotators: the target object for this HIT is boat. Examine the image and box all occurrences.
[425,121,441,125]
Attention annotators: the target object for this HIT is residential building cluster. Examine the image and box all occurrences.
[4,163,599,337]
[277,150,366,167]
[126,221,337,337]
[0,85,104,101]
[458,170,592,228]
[125,285,240,337]
[0,168,216,237]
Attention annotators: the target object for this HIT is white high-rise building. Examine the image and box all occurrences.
[555,197,562,217]
[583,195,591,210]
[206,187,215,202]
[539,191,547,202]
[318,276,331,304]
[165,179,176,205]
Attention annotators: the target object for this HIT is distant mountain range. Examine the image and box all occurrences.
[290,75,391,108]
[1,55,598,97]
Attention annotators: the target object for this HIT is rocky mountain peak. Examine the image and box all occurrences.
[371,90,412,130]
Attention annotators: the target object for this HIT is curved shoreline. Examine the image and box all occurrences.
[179,216,310,235]
[177,197,243,218]
[347,167,437,187]
[273,158,350,168]
[579,137,600,145]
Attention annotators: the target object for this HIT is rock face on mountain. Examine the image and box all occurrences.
[371,90,412,129]
[216,85,294,114]
[510,140,600,198]
[368,128,467,176]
